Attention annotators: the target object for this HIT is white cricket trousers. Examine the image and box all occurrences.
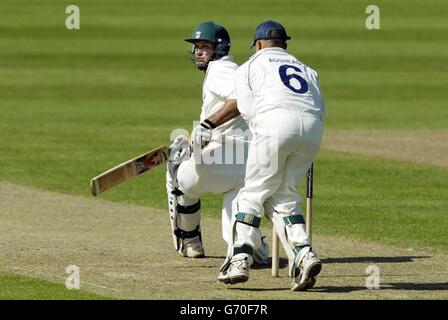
[174,141,247,248]
[234,108,324,251]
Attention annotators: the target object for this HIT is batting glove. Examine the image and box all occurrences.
[192,120,216,150]
[169,135,191,164]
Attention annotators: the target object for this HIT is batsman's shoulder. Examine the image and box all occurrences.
[211,58,238,73]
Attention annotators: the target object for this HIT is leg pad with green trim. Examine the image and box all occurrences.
[283,214,305,225]
[233,244,254,256]
[235,212,261,227]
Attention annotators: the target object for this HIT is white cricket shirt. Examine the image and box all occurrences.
[201,55,249,143]
[235,47,325,121]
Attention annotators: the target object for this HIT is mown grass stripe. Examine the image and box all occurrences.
[0,273,111,300]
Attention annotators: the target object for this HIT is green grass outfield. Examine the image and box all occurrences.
[1,0,448,297]
[0,273,110,299]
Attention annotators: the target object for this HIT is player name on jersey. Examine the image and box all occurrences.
[268,57,300,65]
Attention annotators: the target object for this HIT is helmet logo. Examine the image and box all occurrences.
[195,31,201,39]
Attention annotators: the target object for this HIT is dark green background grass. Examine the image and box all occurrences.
[1,0,447,255]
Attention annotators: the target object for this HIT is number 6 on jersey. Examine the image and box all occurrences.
[279,64,309,94]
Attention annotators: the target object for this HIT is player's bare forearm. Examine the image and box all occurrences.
[207,99,240,127]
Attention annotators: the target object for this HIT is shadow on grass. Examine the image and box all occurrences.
[228,282,448,293]
[251,256,431,270]
[202,255,227,260]
[252,258,289,270]
[320,256,430,264]
[315,282,448,293]
[227,287,288,292]
[384,282,448,291]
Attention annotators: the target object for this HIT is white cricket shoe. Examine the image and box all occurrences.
[218,254,250,284]
[291,248,322,291]
[179,236,205,258]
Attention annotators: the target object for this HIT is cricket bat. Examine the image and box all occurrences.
[90,145,170,196]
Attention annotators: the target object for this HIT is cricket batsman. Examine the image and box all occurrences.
[166,21,268,263]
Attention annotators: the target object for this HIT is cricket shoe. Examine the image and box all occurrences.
[179,236,205,258]
[218,254,251,284]
[291,247,322,291]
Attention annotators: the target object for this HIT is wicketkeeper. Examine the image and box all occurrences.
[166,22,269,263]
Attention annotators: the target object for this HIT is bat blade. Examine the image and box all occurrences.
[90,145,170,196]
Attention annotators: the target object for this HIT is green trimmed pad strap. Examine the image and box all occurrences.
[235,212,261,228]
[233,244,254,256]
[283,215,305,225]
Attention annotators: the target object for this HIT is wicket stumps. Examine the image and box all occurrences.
[271,164,313,277]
